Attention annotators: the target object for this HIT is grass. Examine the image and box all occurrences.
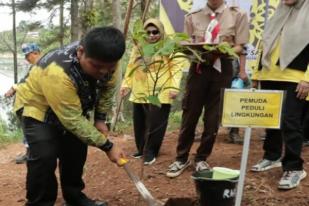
[0,129,22,148]
[0,119,22,147]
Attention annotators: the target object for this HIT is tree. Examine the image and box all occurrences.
[17,0,70,47]
[141,0,151,21]
[0,0,19,82]
[112,0,122,30]
[12,0,18,83]
[70,0,79,41]
[79,0,96,36]
[110,0,124,128]
[59,0,64,47]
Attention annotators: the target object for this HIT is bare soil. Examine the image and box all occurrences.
[1,128,309,206]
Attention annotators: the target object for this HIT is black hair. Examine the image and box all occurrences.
[80,27,126,62]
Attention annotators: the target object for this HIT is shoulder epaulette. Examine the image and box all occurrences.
[229,5,240,11]
[185,8,203,16]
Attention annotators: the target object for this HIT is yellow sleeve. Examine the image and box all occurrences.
[303,65,309,82]
[95,64,120,120]
[122,48,139,88]
[167,56,184,92]
[41,64,107,147]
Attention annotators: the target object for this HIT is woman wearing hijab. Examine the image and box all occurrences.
[251,0,309,189]
[120,19,183,165]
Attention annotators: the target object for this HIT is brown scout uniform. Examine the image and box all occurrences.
[175,3,249,163]
[184,3,249,46]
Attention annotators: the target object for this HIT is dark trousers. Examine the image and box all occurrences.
[303,102,309,141]
[261,81,305,171]
[16,108,28,146]
[133,103,171,159]
[24,117,88,206]
[176,59,233,163]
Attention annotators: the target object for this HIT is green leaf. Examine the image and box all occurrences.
[216,42,238,58]
[132,20,147,43]
[203,44,216,52]
[146,95,161,107]
[155,39,176,56]
[171,32,190,42]
[186,46,205,62]
[143,43,157,57]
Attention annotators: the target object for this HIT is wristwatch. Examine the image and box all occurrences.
[99,139,114,152]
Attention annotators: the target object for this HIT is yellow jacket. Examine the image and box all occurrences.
[252,40,309,83]
[122,47,184,104]
[13,67,33,113]
[18,43,118,147]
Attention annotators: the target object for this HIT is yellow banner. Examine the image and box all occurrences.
[221,89,284,128]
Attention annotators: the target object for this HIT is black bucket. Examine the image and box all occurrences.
[192,170,238,206]
[164,198,198,206]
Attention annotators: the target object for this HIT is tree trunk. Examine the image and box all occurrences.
[70,0,79,42]
[80,0,94,36]
[111,0,134,131]
[141,0,151,22]
[123,0,134,38]
[141,0,146,14]
[12,0,18,83]
[59,0,64,47]
[112,0,122,30]
[111,0,125,129]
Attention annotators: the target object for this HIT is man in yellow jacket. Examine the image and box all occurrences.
[19,27,126,206]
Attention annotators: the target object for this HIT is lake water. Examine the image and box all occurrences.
[0,57,29,122]
[0,57,29,94]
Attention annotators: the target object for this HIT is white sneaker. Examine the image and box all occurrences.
[166,160,191,178]
[251,159,281,172]
[195,161,211,172]
[278,170,307,189]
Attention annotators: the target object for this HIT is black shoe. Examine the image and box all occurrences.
[64,195,108,206]
[131,152,143,159]
[144,156,156,165]
[229,132,243,144]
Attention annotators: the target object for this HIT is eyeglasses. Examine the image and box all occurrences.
[147,30,160,35]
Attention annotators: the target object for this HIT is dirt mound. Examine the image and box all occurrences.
[0,128,309,206]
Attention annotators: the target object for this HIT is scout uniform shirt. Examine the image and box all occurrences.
[184,3,249,47]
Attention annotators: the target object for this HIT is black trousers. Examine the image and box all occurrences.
[24,117,88,206]
[303,102,309,141]
[176,59,233,163]
[133,103,171,159]
[261,81,305,171]
[16,108,28,146]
